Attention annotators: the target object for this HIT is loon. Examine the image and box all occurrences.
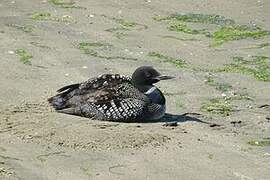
[48,66,174,122]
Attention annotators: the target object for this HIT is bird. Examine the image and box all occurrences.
[48,66,174,122]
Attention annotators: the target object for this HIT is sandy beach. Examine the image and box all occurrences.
[0,0,270,179]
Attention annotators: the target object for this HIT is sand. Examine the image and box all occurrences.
[0,0,270,179]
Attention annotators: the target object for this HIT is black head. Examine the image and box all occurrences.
[131,66,174,87]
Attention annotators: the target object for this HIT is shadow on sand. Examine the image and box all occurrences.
[149,113,211,124]
[52,109,210,124]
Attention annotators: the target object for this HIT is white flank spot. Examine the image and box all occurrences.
[103,81,108,86]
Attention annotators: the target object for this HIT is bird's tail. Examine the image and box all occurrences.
[48,83,80,110]
[48,95,68,110]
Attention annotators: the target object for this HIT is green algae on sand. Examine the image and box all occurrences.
[211,25,270,46]
[6,24,33,33]
[154,13,234,25]
[110,17,148,29]
[168,21,207,35]
[205,76,232,92]
[148,52,186,68]
[105,27,129,39]
[213,56,270,82]
[15,49,33,65]
[244,42,270,49]
[248,140,270,146]
[49,0,82,9]
[104,16,147,39]
[168,13,235,26]
[113,18,137,28]
[201,97,233,116]
[31,12,73,22]
[154,13,270,46]
[78,42,137,61]
[78,42,111,56]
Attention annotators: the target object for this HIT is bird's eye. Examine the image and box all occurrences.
[145,71,151,78]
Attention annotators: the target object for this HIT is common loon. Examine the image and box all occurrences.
[48,66,174,122]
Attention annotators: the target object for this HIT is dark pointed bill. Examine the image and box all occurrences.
[155,75,175,80]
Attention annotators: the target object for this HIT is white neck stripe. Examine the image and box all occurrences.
[144,87,156,95]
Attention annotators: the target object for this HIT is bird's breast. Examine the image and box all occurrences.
[144,86,166,120]
[144,86,165,104]
[146,104,166,120]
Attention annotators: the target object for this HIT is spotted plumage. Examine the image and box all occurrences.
[48,66,174,122]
